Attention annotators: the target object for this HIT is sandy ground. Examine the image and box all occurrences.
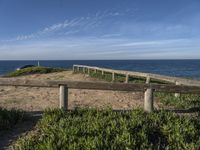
[0,71,161,112]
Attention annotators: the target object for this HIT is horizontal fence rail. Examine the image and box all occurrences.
[1,78,200,112]
[0,78,200,93]
[73,64,200,87]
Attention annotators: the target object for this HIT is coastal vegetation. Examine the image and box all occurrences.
[5,66,66,77]
[74,67,170,84]
[13,108,200,149]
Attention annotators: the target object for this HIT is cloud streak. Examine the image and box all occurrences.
[1,37,200,60]
[1,10,131,43]
[112,39,188,47]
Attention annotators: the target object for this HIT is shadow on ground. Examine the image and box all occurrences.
[163,98,200,125]
[0,111,43,150]
[165,107,200,114]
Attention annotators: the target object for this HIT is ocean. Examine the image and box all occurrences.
[0,60,200,78]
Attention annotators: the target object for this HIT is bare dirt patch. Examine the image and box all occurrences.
[0,71,161,111]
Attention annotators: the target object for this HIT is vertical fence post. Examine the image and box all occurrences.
[83,67,85,74]
[94,68,97,73]
[102,70,104,76]
[73,65,75,72]
[144,87,154,113]
[175,81,181,97]
[112,72,115,82]
[77,67,79,72]
[146,76,151,84]
[59,85,68,110]
[88,68,90,74]
[125,73,129,83]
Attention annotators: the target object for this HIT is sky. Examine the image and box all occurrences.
[0,0,200,60]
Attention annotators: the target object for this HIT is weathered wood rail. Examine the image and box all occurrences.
[1,78,200,112]
[73,64,200,87]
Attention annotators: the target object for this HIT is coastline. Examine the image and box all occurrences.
[1,60,200,78]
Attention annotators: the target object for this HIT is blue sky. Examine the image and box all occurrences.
[0,0,200,60]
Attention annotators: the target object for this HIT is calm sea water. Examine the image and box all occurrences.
[0,60,200,78]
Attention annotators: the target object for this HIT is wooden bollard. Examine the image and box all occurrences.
[175,81,180,97]
[73,66,75,72]
[144,88,154,113]
[94,69,97,73]
[125,74,129,83]
[77,67,79,72]
[83,67,85,74]
[88,68,90,74]
[102,70,104,75]
[146,76,151,84]
[59,85,68,110]
[112,72,115,82]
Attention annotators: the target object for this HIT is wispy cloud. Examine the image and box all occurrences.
[1,10,132,43]
[113,39,188,47]
[1,37,200,60]
[101,34,122,38]
[1,17,86,42]
[3,8,195,44]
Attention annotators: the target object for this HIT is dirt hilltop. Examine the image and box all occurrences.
[0,71,160,112]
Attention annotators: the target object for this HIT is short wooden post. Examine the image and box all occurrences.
[144,88,154,113]
[94,69,97,73]
[175,81,180,97]
[77,67,79,72]
[102,70,104,75]
[146,76,150,84]
[73,66,75,72]
[88,68,90,74]
[112,72,115,82]
[59,85,68,110]
[125,74,129,83]
[83,67,85,74]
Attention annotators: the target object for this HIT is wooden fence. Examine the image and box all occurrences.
[1,78,200,112]
[73,64,200,87]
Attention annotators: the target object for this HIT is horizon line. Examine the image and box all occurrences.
[0,59,200,61]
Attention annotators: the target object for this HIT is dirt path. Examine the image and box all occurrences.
[0,71,161,111]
